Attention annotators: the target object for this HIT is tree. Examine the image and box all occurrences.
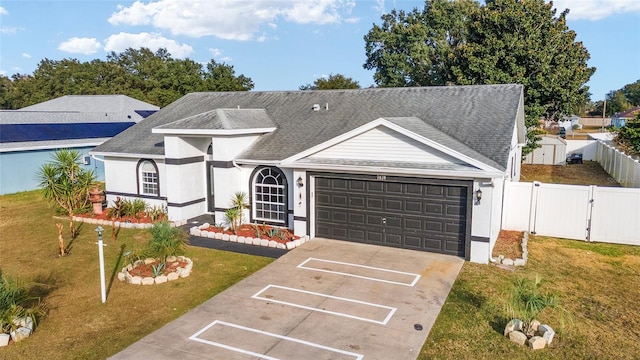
[299,73,361,90]
[37,149,96,240]
[363,0,595,155]
[0,48,255,109]
[616,112,640,156]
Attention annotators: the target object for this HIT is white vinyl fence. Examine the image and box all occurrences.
[502,181,640,245]
[596,141,640,188]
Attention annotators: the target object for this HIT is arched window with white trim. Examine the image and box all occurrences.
[137,160,159,196]
[251,167,287,225]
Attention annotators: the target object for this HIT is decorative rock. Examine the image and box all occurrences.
[144,258,155,265]
[13,317,33,330]
[229,235,238,242]
[142,277,155,285]
[166,256,177,263]
[117,272,126,282]
[504,319,523,336]
[206,231,216,239]
[538,324,555,344]
[514,258,527,266]
[199,222,210,229]
[528,336,546,350]
[125,273,133,283]
[155,275,168,284]
[268,240,278,248]
[237,236,246,244]
[10,327,31,342]
[252,238,261,246]
[293,239,301,247]
[508,330,528,346]
[530,320,541,332]
[0,333,10,347]
[489,257,500,264]
[286,241,296,250]
[180,270,191,278]
[260,239,269,247]
[193,229,201,237]
[200,230,210,238]
[190,227,197,235]
[222,234,230,241]
[502,258,514,266]
[167,272,179,281]
[126,264,133,271]
[277,243,286,249]
[131,276,142,285]
[215,232,223,240]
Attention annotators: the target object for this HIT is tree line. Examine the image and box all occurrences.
[0,48,254,108]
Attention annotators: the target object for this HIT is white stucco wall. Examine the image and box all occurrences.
[103,155,166,209]
[469,176,505,264]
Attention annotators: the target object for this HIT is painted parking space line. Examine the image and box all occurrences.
[297,257,421,286]
[252,284,397,325]
[189,320,363,360]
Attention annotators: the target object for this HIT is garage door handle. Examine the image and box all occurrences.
[382,217,386,224]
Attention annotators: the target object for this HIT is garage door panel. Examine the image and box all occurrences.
[315,177,467,257]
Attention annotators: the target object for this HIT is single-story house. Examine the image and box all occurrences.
[92,84,526,263]
[611,106,640,128]
[0,95,158,195]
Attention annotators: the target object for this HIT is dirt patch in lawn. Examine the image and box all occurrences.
[521,162,620,186]
[492,230,523,259]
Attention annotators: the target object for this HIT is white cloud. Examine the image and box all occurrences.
[108,0,356,41]
[58,37,102,54]
[208,48,232,62]
[553,0,640,20]
[0,6,8,15]
[103,32,193,58]
[344,17,359,24]
[21,53,31,59]
[0,26,22,34]
[0,70,6,76]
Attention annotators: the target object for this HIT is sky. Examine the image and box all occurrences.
[0,0,639,101]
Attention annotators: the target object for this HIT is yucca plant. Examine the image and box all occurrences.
[505,275,558,337]
[225,207,241,233]
[37,149,97,239]
[0,269,47,335]
[147,222,188,263]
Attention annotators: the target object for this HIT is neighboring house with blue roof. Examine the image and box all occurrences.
[93,85,526,264]
[0,95,158,195]
[611,106,640,128]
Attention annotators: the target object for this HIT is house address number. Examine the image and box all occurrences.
[376,175,387,181]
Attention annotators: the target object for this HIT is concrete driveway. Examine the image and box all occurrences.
[110,239,463,360]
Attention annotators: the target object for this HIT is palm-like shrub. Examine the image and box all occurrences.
[37,149,96,238]
[147,222,188,262]
[0,268,47,335]
[505,275,558,336]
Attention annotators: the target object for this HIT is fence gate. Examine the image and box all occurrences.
[502,181,640,245]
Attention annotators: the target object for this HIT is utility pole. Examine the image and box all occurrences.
[601,99,607,132]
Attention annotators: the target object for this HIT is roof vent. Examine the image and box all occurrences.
[312,104,320,111]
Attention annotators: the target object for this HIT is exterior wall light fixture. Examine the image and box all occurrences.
[475,188,483,205]
[297,176,304,187]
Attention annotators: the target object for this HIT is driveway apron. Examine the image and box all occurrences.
[110,238,463,360]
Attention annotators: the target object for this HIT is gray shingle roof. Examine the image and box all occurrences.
[20,95,159,113]
[0,111,139,124]
[93,85,524,171]
[156,108,276,131]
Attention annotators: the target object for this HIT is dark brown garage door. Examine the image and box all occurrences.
[315,176,468,257]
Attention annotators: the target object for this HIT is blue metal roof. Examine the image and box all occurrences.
[0,122,136,143]
[134,110,158,118]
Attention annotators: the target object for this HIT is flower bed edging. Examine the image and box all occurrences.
[71,216,187,229]
[117,256,192,285]
[189,223,310,250]
[490,231,529,266]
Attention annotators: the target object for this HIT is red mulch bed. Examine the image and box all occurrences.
[202,224,299,245]
[127,259,188,278]
[492,230,524,259]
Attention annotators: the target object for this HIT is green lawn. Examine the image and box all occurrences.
[0,190,274,359]
[420,236,640,359]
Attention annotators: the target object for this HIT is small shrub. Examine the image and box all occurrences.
[147,222,188,262]
[151,263,165,277]
[225,207,241,232]
[147,205,167,222]
[129,199,147,219]
[505,275,559,336]
[0,268,47,335]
